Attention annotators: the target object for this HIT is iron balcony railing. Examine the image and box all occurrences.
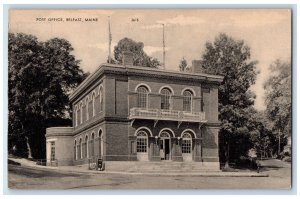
[129,108,206,122]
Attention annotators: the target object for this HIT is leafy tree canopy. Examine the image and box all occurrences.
[200,33,259,164]
[8,33,88,158]
[264,60,291,139]
[112,37,160,68]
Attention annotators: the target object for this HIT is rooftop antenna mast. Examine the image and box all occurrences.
[162,23,166,69]
[108,16,112,64]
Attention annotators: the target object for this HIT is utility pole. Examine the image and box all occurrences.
[162,23,166,69]
[108,16,112,64]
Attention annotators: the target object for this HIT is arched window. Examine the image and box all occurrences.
[136,131,148,153]
[99,86,104,112]
[92,92,96,117]
[79,102,83,124]
[137,86,149,108]
[74,140,77,160]
[160,88,172,110]
[182,132,192,154]
[91,133,95,157]
[75,105,79,127]
[85,97,89,121]
[85,135,88,158]
[79,138,82,159]
[160,131,171,138]
[183,90,193,112]
[99,129,103,157]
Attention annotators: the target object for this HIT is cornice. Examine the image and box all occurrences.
[69,63,224,102]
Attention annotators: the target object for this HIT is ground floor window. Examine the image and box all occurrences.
[136,131,148,153]
[182,133,192,154]
[50,141,55,161]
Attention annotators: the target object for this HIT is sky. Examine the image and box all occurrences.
[9,9,291,110]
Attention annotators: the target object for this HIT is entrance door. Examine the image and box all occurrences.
[160,138,171,160]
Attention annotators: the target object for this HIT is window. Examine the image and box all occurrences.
[75,106,79,127]
[161,88,172,110]
[136,131,148,153]
[85,135,88,158]
[160,131,170,138]
[50,142,55,161]
[98,129,103,157]
[137,86,148,108]
[99,86,104,112]
[74,140,77,160]
[79,138,82,159]
[183,90,193,112]
[79,102,83,124]
[182,133,192,154]
[91,133,95,157]
[85,97,89,121]
[92,92,96,117]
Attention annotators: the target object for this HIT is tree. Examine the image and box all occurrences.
[247,110,276,159]
[200,33,258,167]
[264,60,291,155]
[179,57,188,71]
[8,33,88,159]
[112,37,160,68]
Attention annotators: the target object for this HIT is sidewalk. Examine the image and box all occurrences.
[8,157,268,177]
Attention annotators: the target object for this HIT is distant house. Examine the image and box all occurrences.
[45,52,223,170]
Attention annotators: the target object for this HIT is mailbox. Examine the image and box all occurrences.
[97,158,105,171]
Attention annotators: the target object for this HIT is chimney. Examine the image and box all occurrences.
[122,51,134,66]
[192,60,203,73]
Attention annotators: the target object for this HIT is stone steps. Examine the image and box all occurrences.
[104,161,220,173]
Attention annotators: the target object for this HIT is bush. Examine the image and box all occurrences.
[283,151,291,157]
[235,156,258,169]
[282,156,291,162]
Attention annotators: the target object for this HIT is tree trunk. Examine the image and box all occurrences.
[278,131,281,157]
[224,141,230,168]
[25,136,32,159]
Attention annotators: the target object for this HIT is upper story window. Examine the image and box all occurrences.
[137,86,149,108]
[183,90,193,112]
[85,97,89,121]
[160,88,172,110]
[92,92,96,117]
[79,102,83,124]
[75,105,79,127]
[99,86,103,112]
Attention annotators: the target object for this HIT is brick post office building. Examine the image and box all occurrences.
[46,53,223,169]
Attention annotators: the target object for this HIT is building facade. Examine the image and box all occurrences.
[46,53,223,169]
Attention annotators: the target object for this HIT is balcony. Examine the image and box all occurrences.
[129,108,206,125]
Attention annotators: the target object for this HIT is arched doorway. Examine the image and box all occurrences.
[159,131,172,160]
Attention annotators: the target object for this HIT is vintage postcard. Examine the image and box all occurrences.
[7,9,292,190]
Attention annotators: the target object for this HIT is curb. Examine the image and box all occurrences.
[10,163,269,177]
